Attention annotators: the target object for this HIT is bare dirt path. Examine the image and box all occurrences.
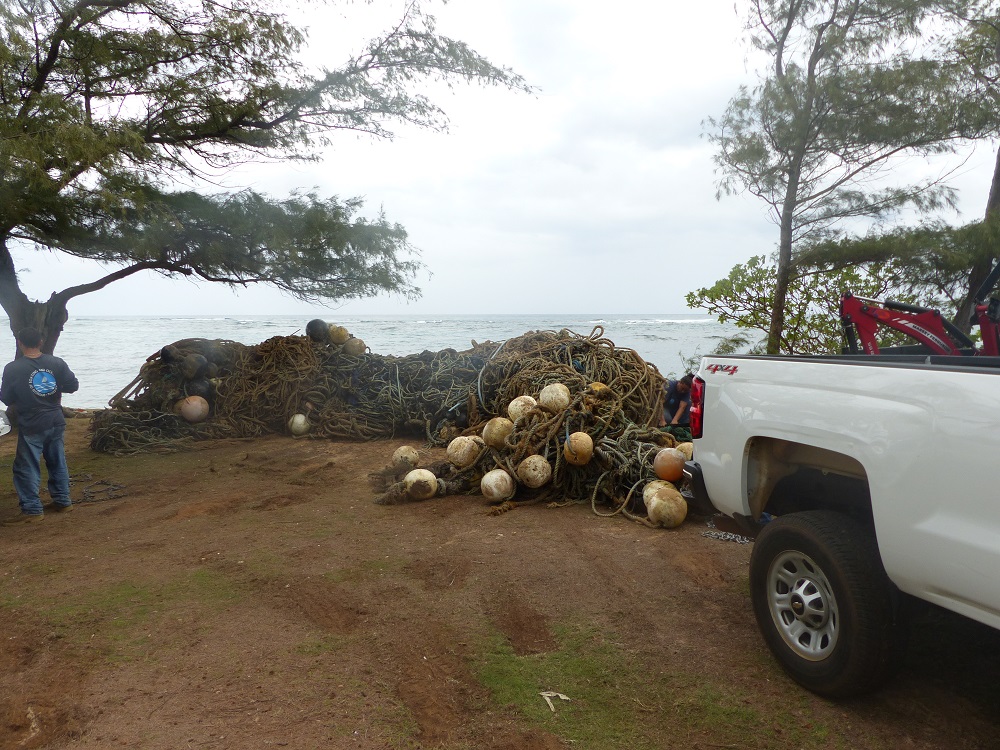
[0,419,997,749]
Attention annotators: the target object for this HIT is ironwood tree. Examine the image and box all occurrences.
[789,2,1000,333]
[702,0,992,354]
[0,0,528,352]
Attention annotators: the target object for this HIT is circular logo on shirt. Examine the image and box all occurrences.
[29,369,57,396]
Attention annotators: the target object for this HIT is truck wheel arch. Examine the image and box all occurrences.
[745,437,872,524]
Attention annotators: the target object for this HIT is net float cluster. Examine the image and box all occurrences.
[376,378,696,530]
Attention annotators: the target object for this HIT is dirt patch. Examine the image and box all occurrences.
[0,421,995,749]
[486,589,558,656]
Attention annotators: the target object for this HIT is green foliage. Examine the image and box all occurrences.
[797,218,1000,311]
[708,0,991,353]
[0,0,529,348]
[687,255,933,354]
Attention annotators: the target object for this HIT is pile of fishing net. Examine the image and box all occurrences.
[370,380,702,528]
[89,323,666,455]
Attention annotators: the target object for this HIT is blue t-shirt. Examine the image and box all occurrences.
[664,380,691,426]
[0,353,79,434]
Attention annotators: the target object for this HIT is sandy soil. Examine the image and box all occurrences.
[0,418,998,750]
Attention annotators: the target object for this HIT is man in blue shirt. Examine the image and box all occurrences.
[662,374,693,426]
[0,328,79,524]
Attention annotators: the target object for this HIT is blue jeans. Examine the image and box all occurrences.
[12,425,70,515]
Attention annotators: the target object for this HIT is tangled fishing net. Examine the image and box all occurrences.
[369,377,699,528]
[89,324,666,456]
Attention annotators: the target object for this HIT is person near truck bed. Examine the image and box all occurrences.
[662,374,693,426]
[0,327,79,524]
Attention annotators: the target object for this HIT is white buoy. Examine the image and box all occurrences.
[643,480,687,528]
[288,413,310,436]
[481,469,516,502]
[404,469,438,500]
[516,455,552,488]
[482,416,515,450]
[507,395,537,422]
[538,383,571,412]
[392,445,420,470]
[446,435,482,469]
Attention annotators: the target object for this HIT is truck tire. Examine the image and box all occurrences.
[749,510,903,697]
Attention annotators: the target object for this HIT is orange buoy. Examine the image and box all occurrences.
[563,431,594,466]
[653,447,685,482]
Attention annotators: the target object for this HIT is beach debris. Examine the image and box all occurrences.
[371,373,693,529]
[481,468,517,502]
[507,395,536,422]
[288,413,311,436]
[175,395,210,423]
[392,445,420,471]
[539,692,571,712]
[563,431,594,466]
[482,416,514,450]
[342,337,367,356]
[676,441,694,461]
[404,469,439,501]
[538,383,571,412]
[652,447,685,482]
[643,480,687,528]
[516,455,552,488]
[446,436,484,469]
[91,324,665,457]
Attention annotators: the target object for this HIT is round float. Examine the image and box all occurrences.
[482,417,515,450]
[176,395,210,423]
[446,436,482,469]
[507,395,537,423]
[538,383,571,412]
[329,325,351,345]
[288,413,310,436]
[516,455,552,488]
[342,337,367,356]
[643,480,687,528]
[481,469,516,502]
[653,447,686,482]
[404,469,438,500]
[563,431,594,466]
[392,445,420,470]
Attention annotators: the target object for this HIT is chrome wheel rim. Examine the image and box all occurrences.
[766,551,838,661]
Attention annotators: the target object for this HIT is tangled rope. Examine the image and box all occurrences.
[90,325,665,456]
[370,381,694,528]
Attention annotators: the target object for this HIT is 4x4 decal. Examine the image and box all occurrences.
[705,364,739,375]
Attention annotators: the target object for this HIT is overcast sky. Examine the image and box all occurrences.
[13,0,1000,316]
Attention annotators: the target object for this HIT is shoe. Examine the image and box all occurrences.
[42,502,74,513]
[2,513,44,526]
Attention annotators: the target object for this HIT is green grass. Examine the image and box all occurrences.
[476,624,664,749]
[37,568,244,661]
[475,622,857,750]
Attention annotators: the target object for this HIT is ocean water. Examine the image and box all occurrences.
[44,313,744,409]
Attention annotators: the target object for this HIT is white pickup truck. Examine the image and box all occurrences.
[684,353,1000,697]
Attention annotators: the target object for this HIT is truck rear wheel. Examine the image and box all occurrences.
[749,511,903,697]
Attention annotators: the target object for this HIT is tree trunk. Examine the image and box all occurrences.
[953,144,1000,333]
[0,239,70,356]
[768,164,801,355]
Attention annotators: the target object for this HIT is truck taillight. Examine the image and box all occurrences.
[689,376,705,439]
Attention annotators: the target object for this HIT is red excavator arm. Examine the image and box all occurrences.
[840,262,1000,356]
[839,294,976,355]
